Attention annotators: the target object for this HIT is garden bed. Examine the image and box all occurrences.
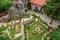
[15,36,21,40]
[0,20,21,40]
[24,19,48,40]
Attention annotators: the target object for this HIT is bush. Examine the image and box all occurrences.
[0,36,10,40]
[0,0,12,12]
[15,36,21,40]
[58,25,60,28]
[30,14,39,18]
[7,17,13,22]
[49,28,60,40]
[33,9,39,12]
[0,27,7,32]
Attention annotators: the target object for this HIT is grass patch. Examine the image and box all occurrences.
[9,22,21,34]
[15,36,21,40]
[25,20,48,40]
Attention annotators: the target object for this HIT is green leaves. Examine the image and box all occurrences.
[49,28,60,40]
[0,36,10,40]
[0,0,12,12]
[0,27,7,32]
[43,0,60,20]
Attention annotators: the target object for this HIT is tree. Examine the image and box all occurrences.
[43,0,60,24]
[0,0,12,12]
[49,28,60,40]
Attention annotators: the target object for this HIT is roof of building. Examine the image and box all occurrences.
[29,0,46,6]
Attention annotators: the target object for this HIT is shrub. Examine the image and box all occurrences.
[58,25,60,28]
[15,36,21,40]
[0,0,12,12]
[49,28,60,40]
[0,27,7,32]
[0,36,10,40]
[30,14,38,18]
[7,17,13,22]
[33,9,39,12]
[2,33,11,40]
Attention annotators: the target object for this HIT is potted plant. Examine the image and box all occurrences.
[0,0,12,17]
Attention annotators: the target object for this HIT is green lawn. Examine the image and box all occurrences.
[15,36,21,40]
[24,19,48,40]
[9,22,21,34]
[0,32,10,40]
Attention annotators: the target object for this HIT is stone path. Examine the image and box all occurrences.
[21,18,32,40]
[28,11,60,28]
[42,29,52,40]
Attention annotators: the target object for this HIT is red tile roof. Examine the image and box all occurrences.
[29,0,46,6]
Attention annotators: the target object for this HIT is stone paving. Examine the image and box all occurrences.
[21,17,32,40]
[27,10,60,29]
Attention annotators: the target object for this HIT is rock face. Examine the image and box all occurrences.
[8,0,26,19]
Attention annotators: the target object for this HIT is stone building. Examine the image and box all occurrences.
[21,0,45,10]
[29,0,46,11]
[8,0,26,19]
[22,0,28,8]
[21,0,31,10]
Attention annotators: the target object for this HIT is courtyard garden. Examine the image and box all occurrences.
[8,21,21,34]
[24,20,49,40]
[24,14,49,40]
[24,14,60,40]
[0,0,60,40]
[0,20,21,40]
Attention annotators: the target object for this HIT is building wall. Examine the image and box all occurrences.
[22,0,28,2]
[31,3,42,10]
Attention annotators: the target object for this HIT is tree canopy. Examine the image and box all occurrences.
[43,0,60,20]
[0,36,10,40]
[49,28,60,40]
[0,0,13,12]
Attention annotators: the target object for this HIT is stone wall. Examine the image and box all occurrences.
[8,0,26,19]
[0,14,9,22]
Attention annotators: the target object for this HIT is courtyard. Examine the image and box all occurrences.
[24,14,49,40]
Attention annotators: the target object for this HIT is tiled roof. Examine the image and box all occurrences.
[29,0,46,6]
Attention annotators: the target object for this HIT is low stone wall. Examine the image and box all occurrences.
[0,14,9,21]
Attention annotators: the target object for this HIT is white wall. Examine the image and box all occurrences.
[31,4,41,10]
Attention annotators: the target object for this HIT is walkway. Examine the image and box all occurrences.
[28,11,60,29]
[21,18,32,40]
